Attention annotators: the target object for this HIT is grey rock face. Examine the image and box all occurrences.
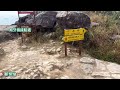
[57,12,91,29]
[0,31,16,43]
[35,11,57,28]
[15,11,91,30]
[26,11,57,28]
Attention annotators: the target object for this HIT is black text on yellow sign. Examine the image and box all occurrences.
[63,28,87,42]
[64,28,87,36]
[63,35,85,42]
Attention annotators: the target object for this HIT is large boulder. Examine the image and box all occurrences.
[14,11,91,33]
[0,31,16,43]
[15,15,33,25]
[26,19,34,25]
[56,11,91,29]
[15,11,91,29]
[26,11,57,28]
[56,11,68,18]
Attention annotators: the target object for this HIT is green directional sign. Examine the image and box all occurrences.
[9,28,31,32]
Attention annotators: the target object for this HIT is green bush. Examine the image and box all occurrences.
[54,26,64,40]
[86,12,120,64]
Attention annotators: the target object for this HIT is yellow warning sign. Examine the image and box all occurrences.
[63,35,85,42]
[64,28,87,36]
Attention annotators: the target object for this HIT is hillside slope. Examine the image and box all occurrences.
[0,36,120,79]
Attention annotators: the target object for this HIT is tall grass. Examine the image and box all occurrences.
[84,12,120,64]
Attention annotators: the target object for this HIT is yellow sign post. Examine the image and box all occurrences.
[63,28,87,56]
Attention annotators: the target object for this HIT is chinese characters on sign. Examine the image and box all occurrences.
[63,28,87,42]
[63,28,87,56]
[9,28,32,32]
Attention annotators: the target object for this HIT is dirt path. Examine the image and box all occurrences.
[0,38,120,79]
[0,38,86,79]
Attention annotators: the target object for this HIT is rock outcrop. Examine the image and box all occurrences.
[56,11,91,29]
[0,31,16,43]
[15,11,91,32]
[15,15,32,25]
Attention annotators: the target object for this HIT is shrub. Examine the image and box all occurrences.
[85,12,120,64]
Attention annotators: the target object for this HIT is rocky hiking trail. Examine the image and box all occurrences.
[0,37,120,79]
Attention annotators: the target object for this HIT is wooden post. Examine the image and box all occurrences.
[64,28,67,57]
[79,41,82,56]
[33,11,37,42]
[65,42,67,56]
[18,11,23,43]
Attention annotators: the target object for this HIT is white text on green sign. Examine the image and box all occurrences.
[9,28,31,32]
